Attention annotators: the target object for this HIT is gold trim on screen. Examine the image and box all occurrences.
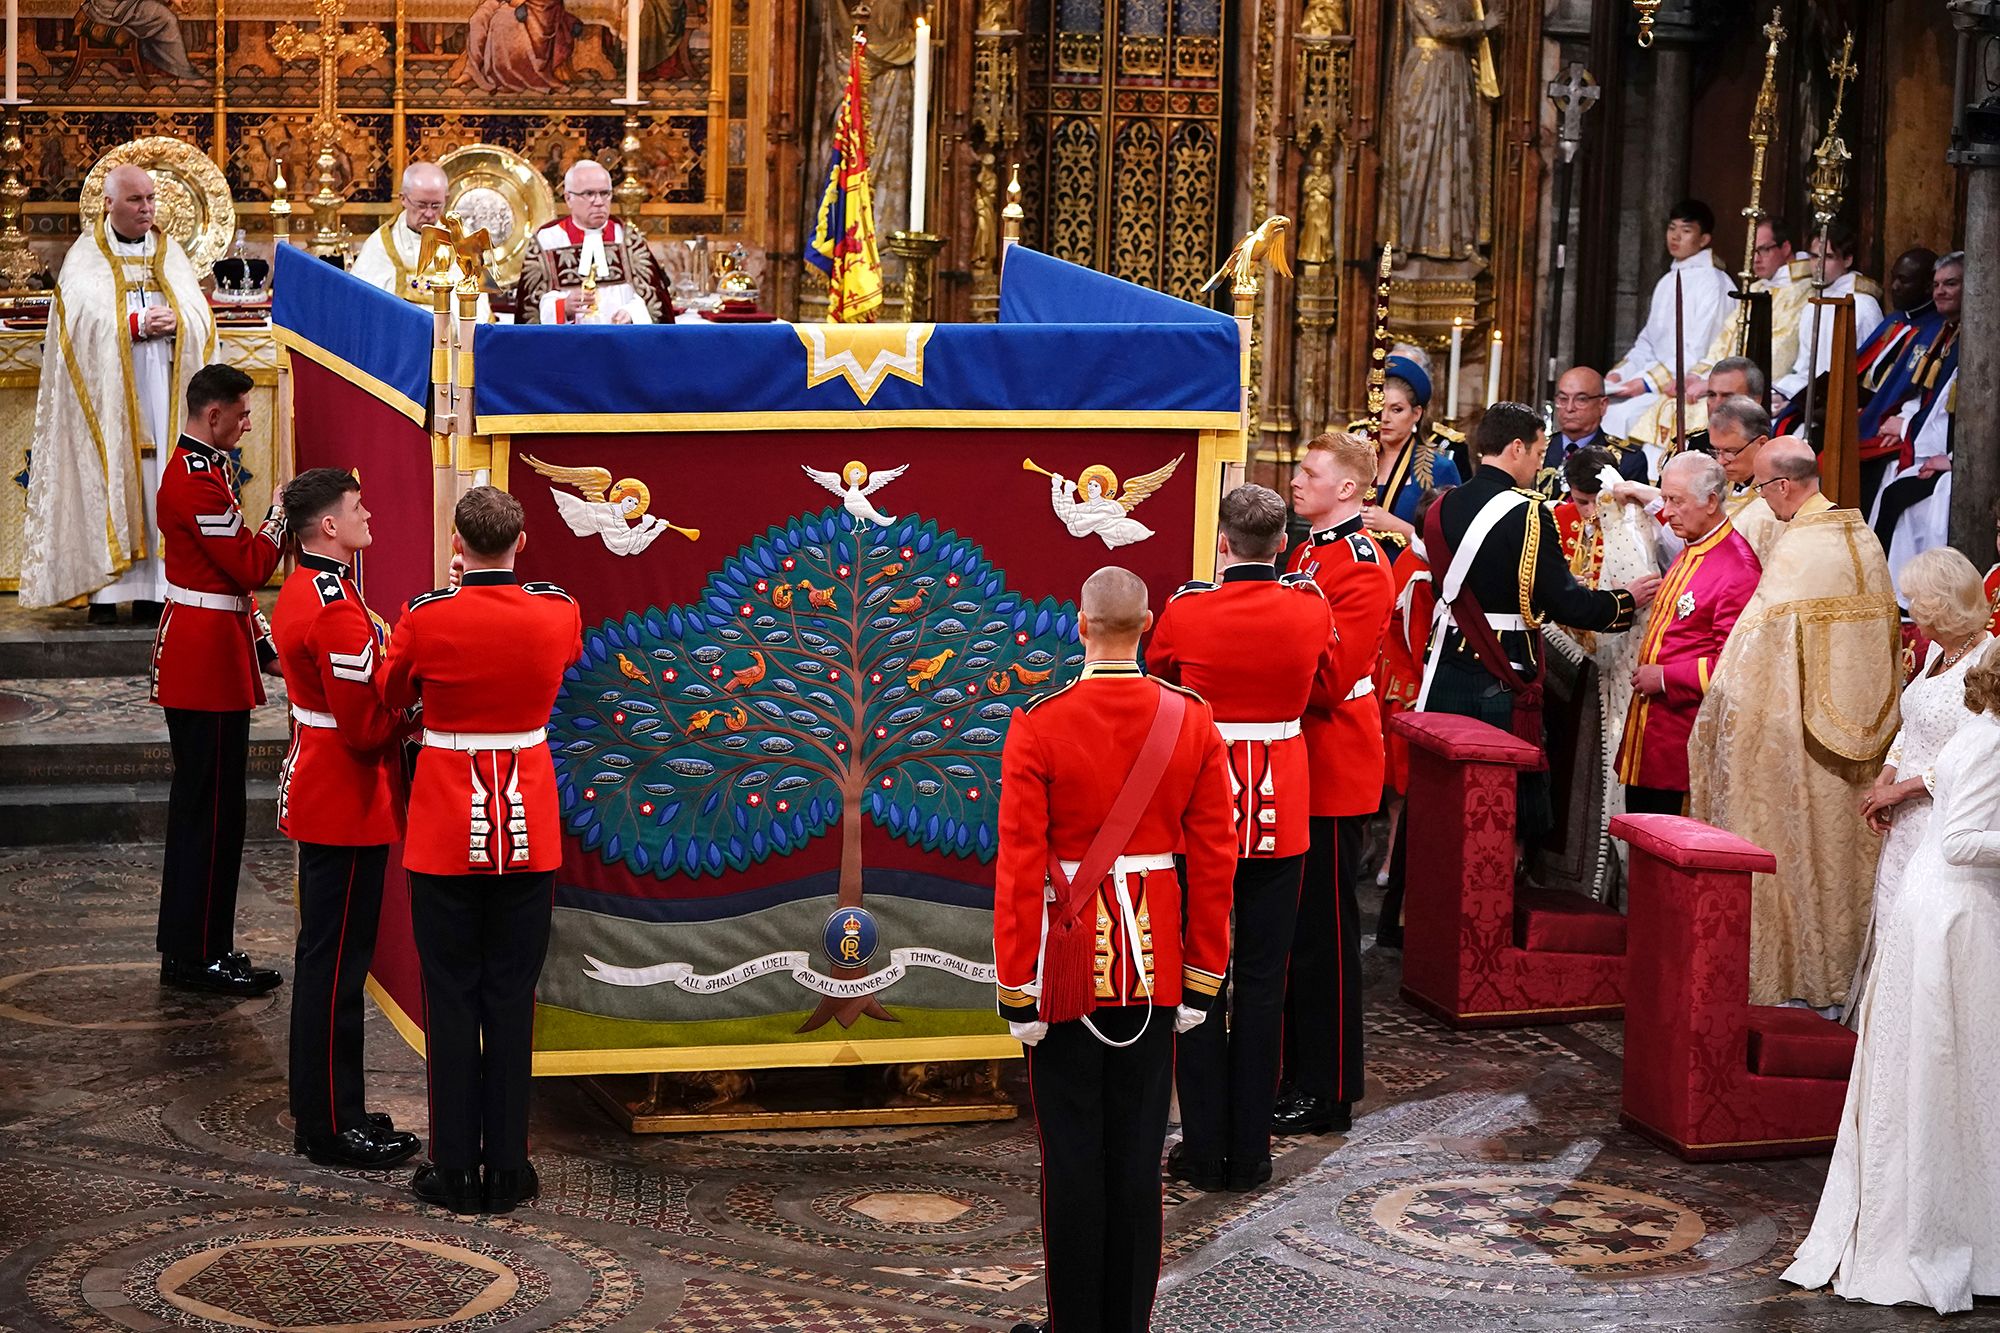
[274,326,427,425]
[475,409,1243,435]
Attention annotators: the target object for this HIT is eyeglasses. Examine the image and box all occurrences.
[1753,240,1788,256]
[568,189,613,201]
[1752,476,1788,492]
[1713,442,1753,460]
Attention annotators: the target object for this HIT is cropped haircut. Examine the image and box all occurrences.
[1669,198,1716,234]
[186,363,254,414]
[1080,566,1149,636]
[1473,402,1543,458]
[1304,430,1376,485]
[282,468,360,530]
[1217,484,1287,560]
[455,485,524,557]
[1822,217,1859,259]
[1709,394,1772,441]
[1708,355,1768,400]
[1563,445,1617,495]
[1901,547,1989,643]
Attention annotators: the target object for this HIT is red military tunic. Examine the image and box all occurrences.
[1376,539,1436,795]
[1986,563,2000,636]
[1552,499,1606,586]
[1616,520,1762,790]
[272,551,407,845]
[993,661,1237,1023]
[379,570,584,875]
[150,435,285,711]
[1286,514,1395,816]
[1145,564,1333,859]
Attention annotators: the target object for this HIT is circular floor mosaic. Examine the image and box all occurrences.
[1366,1176,1705,1267]
[148,1234,522,1332]
[0,962,274,1030]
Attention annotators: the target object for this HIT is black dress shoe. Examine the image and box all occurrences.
[1164,1143,1228,1193]
[1271,1094,1351,1136]
[484,1163,540,1213]
[296,1111,397,1153]
[1008,1324,1045,1333]
[160,954,282,997]
[131,599,164,625]
[1225,1155,1274,1192]
[411,1163,483,1213]
[300,1126,421,1168]
[86,603,118,624]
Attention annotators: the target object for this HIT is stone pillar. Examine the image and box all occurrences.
[1948,2,2000,560]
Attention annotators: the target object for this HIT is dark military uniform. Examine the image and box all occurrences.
[1418,464,1637,837]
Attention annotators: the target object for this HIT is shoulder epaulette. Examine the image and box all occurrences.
[1019,680,1079,714]
[523,580,574,601]
[1345,532,1381,563]
[1512,486,1543,500]
[1156,678,1206,705]
[409,585,458,610]
[183,451,212,473]
[1430,422,1465,444]
[1279,570,1324,594]
[311,571,347,605]
[1169,579,1217,600]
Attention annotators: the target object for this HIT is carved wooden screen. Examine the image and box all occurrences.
[1018,0,1227,300]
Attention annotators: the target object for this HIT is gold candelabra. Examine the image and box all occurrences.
[885,230,944,321]
[272,0,387,257]
[1633,0,1661,47]
[1738,9,1784,289]
[1366,243,1393,438]
[0,103,41,290]
[613,99,648,225]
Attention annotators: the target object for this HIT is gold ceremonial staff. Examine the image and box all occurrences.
[1798,29,1857,442]
[1732,9,1785,370]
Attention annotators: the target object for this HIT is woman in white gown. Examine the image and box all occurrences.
[1783,640,2000,1314]
[1846,548,1992,1012]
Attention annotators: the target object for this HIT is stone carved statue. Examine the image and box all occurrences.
[808,0,916,243]
[1299,0,1346,36]
[1386,0,1502,261]
[971,153,998,275]
[1298,144,1334,265]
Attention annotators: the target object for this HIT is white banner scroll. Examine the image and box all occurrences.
[580,947,996,999]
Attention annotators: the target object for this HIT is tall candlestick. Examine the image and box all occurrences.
[908,15,931,233]
[7,0,18,104]
[1485,329,1503,406]
[624,0,640,103]
[1446,316,1463,420]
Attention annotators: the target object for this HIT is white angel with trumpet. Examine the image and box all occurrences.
[523,455,700,557]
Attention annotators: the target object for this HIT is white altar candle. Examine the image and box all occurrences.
[7,0,18,104]
[625,0,641,103]
[1446,316,1463,420]
[908,16,931,233]
[1485,329,1503,406]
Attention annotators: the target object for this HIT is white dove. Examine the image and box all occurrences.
[802,460,910,531]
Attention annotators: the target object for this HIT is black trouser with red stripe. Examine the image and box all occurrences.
[159,707,251,960]
[1177,852,1306,1171]
[1027,1006,1173,1333]
[409,869,554,1171]
[289,843,389,1141]
[1283,814,1364,1104]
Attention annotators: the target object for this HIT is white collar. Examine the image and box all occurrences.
[1670,248,1715,273]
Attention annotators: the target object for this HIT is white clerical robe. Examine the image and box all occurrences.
[350,216,493,318]
[532,221,653,325]
[1604,249,1737,440]
[1774,269,1885,401]
[20,221,212,608]
[1874,368,1957,597]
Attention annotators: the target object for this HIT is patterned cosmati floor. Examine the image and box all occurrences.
[0,843,1989,1331]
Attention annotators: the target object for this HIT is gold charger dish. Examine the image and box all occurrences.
[439,144,558,290]
[80,138,237,278]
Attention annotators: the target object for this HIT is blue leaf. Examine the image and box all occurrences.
[644,612,664,639]
[927,814,940,842]
[917,530,933,553]
[605,834,621,861]
[752,832,766,858]
[668,609,685,637]
[701,790,721,815]
[733,804,748,830]
[573,716,599,731]
[1035,608,1051,637]
[728,835,745,860]
[633,843,650,871]
[978,823,993,852]
[584,823,603,850]
[662,835,678,863]
[706,844,724,872]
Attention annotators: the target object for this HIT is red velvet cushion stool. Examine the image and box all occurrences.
[1746,1006,1858,1081]
[1613,812,1852,1160]
[1393,712,1625,1028]
[1514,886,1628,955]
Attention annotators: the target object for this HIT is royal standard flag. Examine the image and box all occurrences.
[806,30,883,323]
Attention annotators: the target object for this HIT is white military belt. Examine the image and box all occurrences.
[423,727,548,751]
[165,584,251,613]
[1345,677,1375,702]
[1215,719,1302,743]
[1058,852,1176,881]
[290,705,338,729]
[1484,613,1529,631]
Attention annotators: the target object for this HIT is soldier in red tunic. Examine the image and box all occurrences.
[1278,432,1394,1135]
[380,487,582,1214]
[271,468,423,1170]
[151,364,288,997]
[993,567,1236,1333]
[1146,485,1333,1192]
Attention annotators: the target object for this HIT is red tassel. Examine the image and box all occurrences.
[1039,903,1097,1025]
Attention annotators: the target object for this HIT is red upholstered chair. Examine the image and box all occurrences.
[1392,712,1626,1028]
[1613,812,1856,1161]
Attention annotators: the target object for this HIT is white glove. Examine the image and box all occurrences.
[1174,1004,1207,1034]
[1008,1019,1050,1047]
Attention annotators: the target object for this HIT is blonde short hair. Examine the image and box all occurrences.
[1304,430,1376,486]
[1901,546,1988,643]
[1965,640,2000,717]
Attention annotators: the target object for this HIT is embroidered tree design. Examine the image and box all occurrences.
[551,506,1080,1029]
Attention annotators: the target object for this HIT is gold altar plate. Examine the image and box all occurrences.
[440,144,557,290]
[80,138,236,278]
